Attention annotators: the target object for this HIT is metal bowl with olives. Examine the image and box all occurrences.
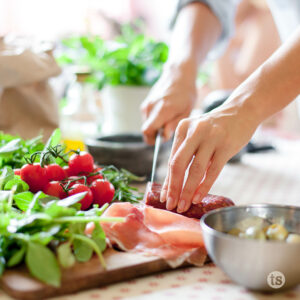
[200,204,300,292]
[227,216,300,243]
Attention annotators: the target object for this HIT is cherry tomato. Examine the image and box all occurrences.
[63,166,72,177]
[65,176,86,188]
[43,181,67,199]
[45,164,66,181]
[20,163,49,193]
[87,172,103,185]
[14,168,21,176]
[68,184,93,210]
[68,152,94,176]
[90,179,115,207]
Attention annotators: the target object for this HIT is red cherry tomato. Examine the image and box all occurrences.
[43,181,67,199]
[87,172,103,185]
[68,152,94,176]
[90,179,115,207]
[20,163,49,193]
[45,164,66,181]
[14,168,21,176]
[63,166,72,177]
[65,176,86,188]
[68,184,93,210]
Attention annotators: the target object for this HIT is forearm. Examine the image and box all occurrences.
[221,27,300,127]
[166,2,222,81]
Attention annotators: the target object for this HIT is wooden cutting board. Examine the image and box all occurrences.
[0,248,192,300]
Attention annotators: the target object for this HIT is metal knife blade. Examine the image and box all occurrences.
[150,128,163,183]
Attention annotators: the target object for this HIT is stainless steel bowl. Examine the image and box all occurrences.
[200,204,300,292]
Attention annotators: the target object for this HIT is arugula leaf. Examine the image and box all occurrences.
[0,132,45,168]
[4,178,29,193]
[0,167,14,187]
[46,129,61,149]
[40,129,61,165]
[92,223,106,252]
[7,245,26,267]
[13,192,43,212]
[73,238,93,262]
[57,242,75,268]
[56,192,86,207]
[0,139,21,155]
[26,242,61,287]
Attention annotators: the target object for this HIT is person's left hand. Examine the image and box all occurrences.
[160,106,259,213]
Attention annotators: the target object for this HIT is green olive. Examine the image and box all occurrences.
[227,228,241,236]
[265,224,288,241]
[286,233,300,244]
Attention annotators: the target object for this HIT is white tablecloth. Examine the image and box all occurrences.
[1,131,300,300]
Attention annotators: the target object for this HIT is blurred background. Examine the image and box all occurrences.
[1,0,299,149]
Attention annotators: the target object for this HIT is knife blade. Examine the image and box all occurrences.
[150,128,163,183]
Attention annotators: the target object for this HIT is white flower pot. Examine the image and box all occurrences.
[101,85,151,134]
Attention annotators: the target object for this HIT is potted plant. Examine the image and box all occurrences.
[56,23,169,134]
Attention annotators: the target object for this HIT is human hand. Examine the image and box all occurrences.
[141,65,197,145]
[160,105,259,213]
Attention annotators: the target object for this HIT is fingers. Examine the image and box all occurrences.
[161,120,189,203]
[140,97,153,121]
[164,123,201,211]
[142,101,166,145]
[163,115,183,141]
[177,144,215,213]
[193,152,227,204]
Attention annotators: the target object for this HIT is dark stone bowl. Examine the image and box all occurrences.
[85,134,169,179]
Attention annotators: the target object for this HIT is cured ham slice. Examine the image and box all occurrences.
[89,202,207,268]
[145,182,234,218]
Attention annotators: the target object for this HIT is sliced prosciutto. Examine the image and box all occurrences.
[89,202,207,268]
[145,182,234,218]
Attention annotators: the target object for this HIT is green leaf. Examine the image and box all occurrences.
[40,129,61,164]
[0,139,21,155]
[73,238,93,262]
[0,166,14,187]
[26,242,61,287]
[47,129,61,149]
[13,192,42,212]
[30,225,61,245]
[0,256,5,276]
[56,192,87,207]
[4,178,29,193]
[72,234,106,268]
[44,202,76,218]
[57,242,75,268]
[7,245,26,267]
[0,190,11,202]
[92,223,106,252]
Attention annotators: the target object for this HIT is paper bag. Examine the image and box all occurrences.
[0,36,61,141]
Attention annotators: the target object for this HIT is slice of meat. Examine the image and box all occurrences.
[145,182,234,218]
[88,202,207,268]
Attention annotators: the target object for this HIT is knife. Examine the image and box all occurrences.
[150,128,163,183]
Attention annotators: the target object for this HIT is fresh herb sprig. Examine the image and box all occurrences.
[100,165,144,203]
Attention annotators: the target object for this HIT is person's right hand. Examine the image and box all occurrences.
[141,65,197,145]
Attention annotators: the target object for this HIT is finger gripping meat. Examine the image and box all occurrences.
[144,182,234,218]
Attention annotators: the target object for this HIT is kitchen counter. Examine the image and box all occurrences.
[1,131,299,300]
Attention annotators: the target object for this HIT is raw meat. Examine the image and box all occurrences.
[87,202,207,268]
[145,182,234,218]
